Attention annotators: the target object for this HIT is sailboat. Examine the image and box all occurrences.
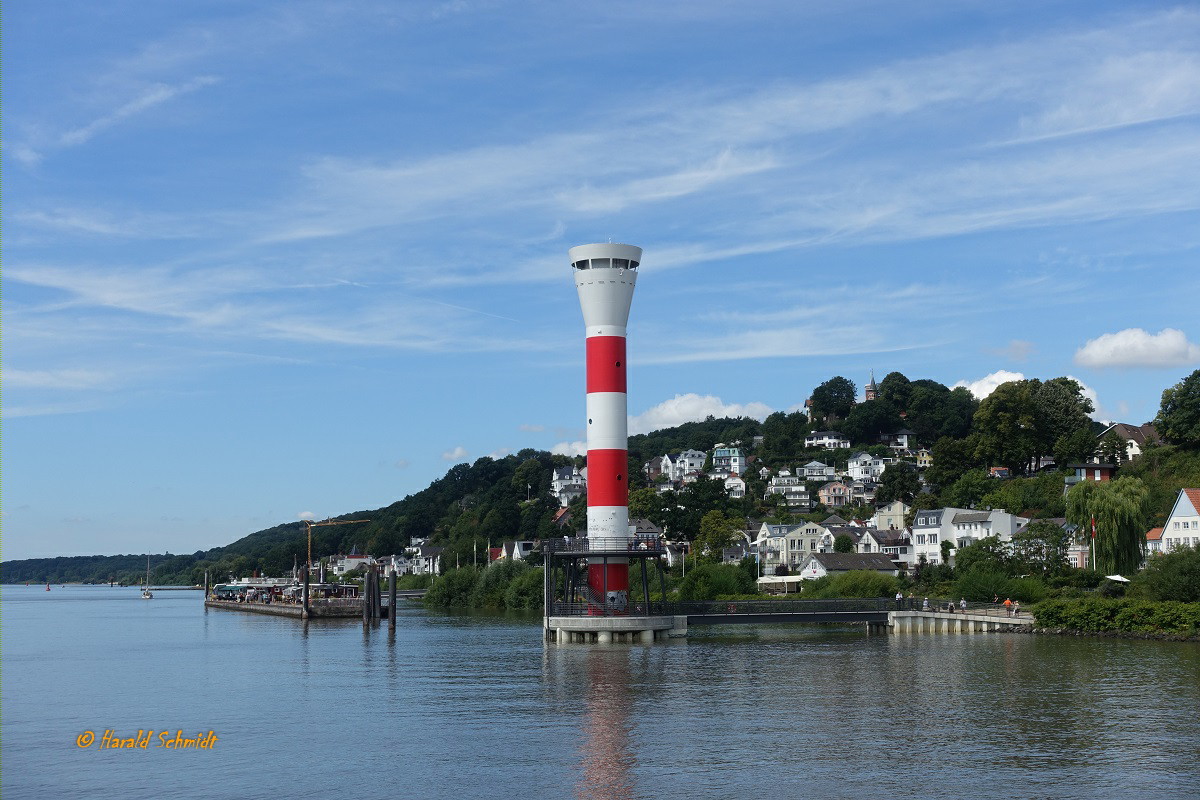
[142,555,154,599]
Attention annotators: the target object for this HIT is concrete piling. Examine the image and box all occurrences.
[388,569,397,632]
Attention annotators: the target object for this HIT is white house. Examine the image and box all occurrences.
[1145,527,1164,557]
[805,431,851,449]
[407,546,443,575]
[711,445,748,475]
[671,450,707,480]
[911,507,1030,566]
[1160,489,1200,552]
[1097,422,1161,462]
[551,465,586,506]
[879,429,917,451]
[765,470,811,509]
[847,451,892,481]
[755,522,838,574]
[796,552,899,580]
[801,460,837,481]
[332,551,376,576]
[724,474,747,499]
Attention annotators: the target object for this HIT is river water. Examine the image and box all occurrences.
[3,585,1198,799]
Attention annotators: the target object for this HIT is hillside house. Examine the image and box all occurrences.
[1160,489,1200,552]
[848,452,892,481]
[818,481,850,508]
[1097,422,1161,462]
[805,431,851,449]
[796,552,899,580]
[711,445,747,475]
[801,460,837,481]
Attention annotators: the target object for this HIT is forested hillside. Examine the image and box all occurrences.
[6,368,1198,586]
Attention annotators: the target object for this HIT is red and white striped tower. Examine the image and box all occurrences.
[570,243,641,612]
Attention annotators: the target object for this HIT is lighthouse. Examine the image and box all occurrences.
[570,242,641,612]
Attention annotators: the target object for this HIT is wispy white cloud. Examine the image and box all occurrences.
[60,76,220,148]
[518,424,545,432]
[1074,327,1200,368]
[988,340,1035,362]
[441,445,468,461]
[954,370,1026,399]
[3,368,115,390]
[550,441,587,457]
[628,393,773,435]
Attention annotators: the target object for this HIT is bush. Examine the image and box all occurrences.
[504,567,545,611]
[424,567,480,608]
[470,559,531,609]
[952,570,1049,603]
[1132,546,1200,602]
[953,570,1013,602]
[1007,576,1049,603]
[678,563,756,601]
[397,573,432,590]
[1032,597,1200,635]
[807,570,898,599]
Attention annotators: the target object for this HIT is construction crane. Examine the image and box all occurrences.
[304,518,370,573]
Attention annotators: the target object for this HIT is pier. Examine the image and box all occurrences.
[546,597,1033,642]
[204,590,426,620]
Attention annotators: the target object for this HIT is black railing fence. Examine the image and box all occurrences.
[549,597,1017,618]
[542,535,666,554]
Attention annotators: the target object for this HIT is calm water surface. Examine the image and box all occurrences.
[3,585,1199,799]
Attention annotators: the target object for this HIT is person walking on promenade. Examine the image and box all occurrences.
[1004,597,1013,617]
[1013,600,1021,617]
[922,597,930,612]
[960,598,967,612]
[896,591,904,610]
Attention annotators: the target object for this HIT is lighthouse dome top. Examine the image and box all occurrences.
[569,242,642,270]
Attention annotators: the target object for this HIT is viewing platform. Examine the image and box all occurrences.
[546,598,1035,642]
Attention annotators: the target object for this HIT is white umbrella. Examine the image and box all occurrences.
[1104,574,1131,583]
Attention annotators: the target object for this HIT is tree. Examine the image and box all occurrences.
[1010,520,1072,576]
[980,472,1065,518]
[1098,430,1126,466]
[1034,377,1095,449]
[875,463,921,506]
[1054,427,1098,469]
[1066,477,1151,575]
[841,400,903,445]
[907,384,977,444]
[696,510,738,562]
[759,411,810,465]
[953,536,1011,575]
[942,469,991,509]
[834,534,855,553]
[973,380,1042,475]
[926,435,983,491]
[1155,369,1200,448]
[877,372,912,410]
[809,376,856,424]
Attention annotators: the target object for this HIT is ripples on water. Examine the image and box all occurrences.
[3,587,1198,799]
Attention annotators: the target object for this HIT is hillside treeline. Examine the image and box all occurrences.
[5,368,1198,586]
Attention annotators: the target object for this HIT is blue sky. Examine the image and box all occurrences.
[5,1,1200,560]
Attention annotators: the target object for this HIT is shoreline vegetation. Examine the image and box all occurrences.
[418,554,1200,640]
[5,368,1198,639]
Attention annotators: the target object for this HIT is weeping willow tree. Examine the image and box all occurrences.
[1066,477,1151,575]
